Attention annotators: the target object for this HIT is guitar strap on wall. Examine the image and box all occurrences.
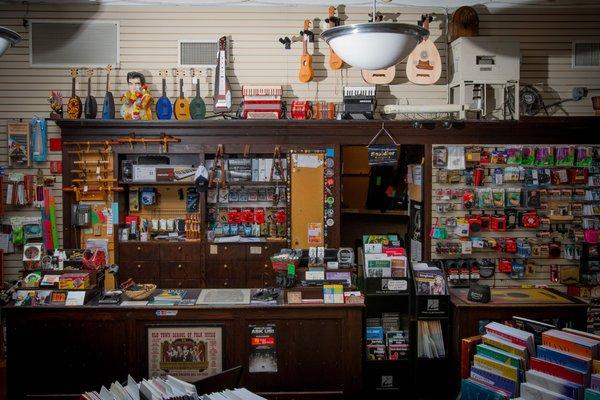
[208,144,227,188]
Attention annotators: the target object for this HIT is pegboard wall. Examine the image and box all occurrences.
[430,144,600,291]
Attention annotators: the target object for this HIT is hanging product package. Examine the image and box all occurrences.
[30,116,48,162]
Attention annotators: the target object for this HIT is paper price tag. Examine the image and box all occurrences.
[461,240,473,255]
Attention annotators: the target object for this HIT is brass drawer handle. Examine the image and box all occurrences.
[223,264,228,269]
[177,282,183,287]
[136,264,141,270]
[177,264,183,269]
[264,264,268,269]
[223,281,228,287]
[224,246,228,251]
[137,246,141,251]
[177,246,182,251]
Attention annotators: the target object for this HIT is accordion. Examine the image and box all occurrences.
[242,86,284,119]
[342,86,376,120]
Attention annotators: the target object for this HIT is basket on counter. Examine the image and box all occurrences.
[123,283,156,300]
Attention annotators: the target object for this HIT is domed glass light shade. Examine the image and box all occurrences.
[0,27,22,57]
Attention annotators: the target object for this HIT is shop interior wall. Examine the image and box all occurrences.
[1,3,600,281]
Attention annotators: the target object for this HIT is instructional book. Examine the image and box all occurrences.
[476,344,524,370]
[525,369,583,400]
[586,389,600,400]
[537,345,592,374]
[470,366,519,398]
[413,263,447,295]
[485,321,536,357]
[482,334,529,361]
[512,316,556,346]
[520,382,572,400]
[530,357,588,386]
[153,289,187,302]
[543,330,600,359]
[461,378,509,400]
[473,354,519,382]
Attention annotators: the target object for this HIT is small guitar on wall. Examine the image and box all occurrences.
[325,6,343,70]
[67,68,82,119]
[84,68,97,119]
[156,69,173,120]
[213,36,232,113]
[406,14,442,85]
[299,19,314,83]
[173,68,191,120]
[101,64,115,119]
[190,68,206,120]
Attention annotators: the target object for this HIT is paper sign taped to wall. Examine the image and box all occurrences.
[308,222,323,244]
[293,154,323,169]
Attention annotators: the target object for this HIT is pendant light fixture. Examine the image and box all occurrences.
[320,0,428,70]
[0,26,22,57]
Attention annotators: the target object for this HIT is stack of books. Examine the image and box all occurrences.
[462,322,534,398]
[366,313,409,361]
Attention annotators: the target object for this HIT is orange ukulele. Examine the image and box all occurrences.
[298,19,314,83]
[67,68,82,119]
[173,68,191,120]
[325,7,343,70]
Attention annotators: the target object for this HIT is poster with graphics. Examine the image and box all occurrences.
[148,325,222,382]
[248,324,277,373]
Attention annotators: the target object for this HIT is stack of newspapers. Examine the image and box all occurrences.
[81,375,266,400]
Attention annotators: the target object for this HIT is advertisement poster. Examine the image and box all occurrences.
[148,326,222,382]
[249,324,277,373]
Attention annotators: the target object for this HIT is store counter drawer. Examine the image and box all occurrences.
[159,242,202,261]
[119,261,159,284]
[205,277,245,288]
[160,261,202,279]
[119,243,159,262]
[160,278,203,289]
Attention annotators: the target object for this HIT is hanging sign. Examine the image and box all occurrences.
[367,144,398,166]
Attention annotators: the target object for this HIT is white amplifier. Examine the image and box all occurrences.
[449,37,520,85]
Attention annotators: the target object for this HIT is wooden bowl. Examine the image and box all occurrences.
[124,284,156,301]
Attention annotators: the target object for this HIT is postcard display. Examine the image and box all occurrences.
[430,145,600,328]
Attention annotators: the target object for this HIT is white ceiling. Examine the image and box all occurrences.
[1,0,599,8]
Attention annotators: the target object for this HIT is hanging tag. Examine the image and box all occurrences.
[96,166,101,174]
[494,168,503,185]
[461,240,473,255]
[83,185,88,193]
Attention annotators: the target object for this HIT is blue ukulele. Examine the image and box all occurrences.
[156,69,172,120]
[101,64,115,119]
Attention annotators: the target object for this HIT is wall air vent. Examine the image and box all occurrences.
[572,41,600,69]
[178,40,219,68]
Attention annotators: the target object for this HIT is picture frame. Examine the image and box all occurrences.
[7,121,31,167]
[147,324,224,382]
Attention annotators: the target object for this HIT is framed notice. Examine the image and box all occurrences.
[147,325,223,382]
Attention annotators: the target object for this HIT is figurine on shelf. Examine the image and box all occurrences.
[48,90,63,120]
[120,71,153,120]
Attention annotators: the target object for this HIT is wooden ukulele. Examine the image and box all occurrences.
[156,69,173,120]
[406,14,442,85]
[67,68,82,119]
[190,68,206,120]
[298,19,314,83]
[173,68,191,120]
[325,6,343,70]
[213,36,232,113]
[83,68,97,119]
[101,64,115,119]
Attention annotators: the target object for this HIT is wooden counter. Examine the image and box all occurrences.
[3,298,363,399]
[449,287,589,396]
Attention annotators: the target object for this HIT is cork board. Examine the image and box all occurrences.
[290,152,324,248]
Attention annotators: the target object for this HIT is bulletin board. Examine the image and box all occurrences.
[290,152,325,248]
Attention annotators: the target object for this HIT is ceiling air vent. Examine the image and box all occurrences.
[30,20,119,67]
[572,41,600,69]
[178,40,219,68]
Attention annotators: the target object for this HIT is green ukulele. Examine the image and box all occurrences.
[189,68,206,120]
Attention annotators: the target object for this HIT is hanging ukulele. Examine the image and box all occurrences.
[298,19,314,83]
[406,14,442,85]
[325,6,343,70]
[213,36,232,113]
[189,68,206,120]
[156,69,172,120]
[361,15,395,85]
[173,68,191,120]
[83,68,97,119]
[67,68,82,119]
[101,65,115,119]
